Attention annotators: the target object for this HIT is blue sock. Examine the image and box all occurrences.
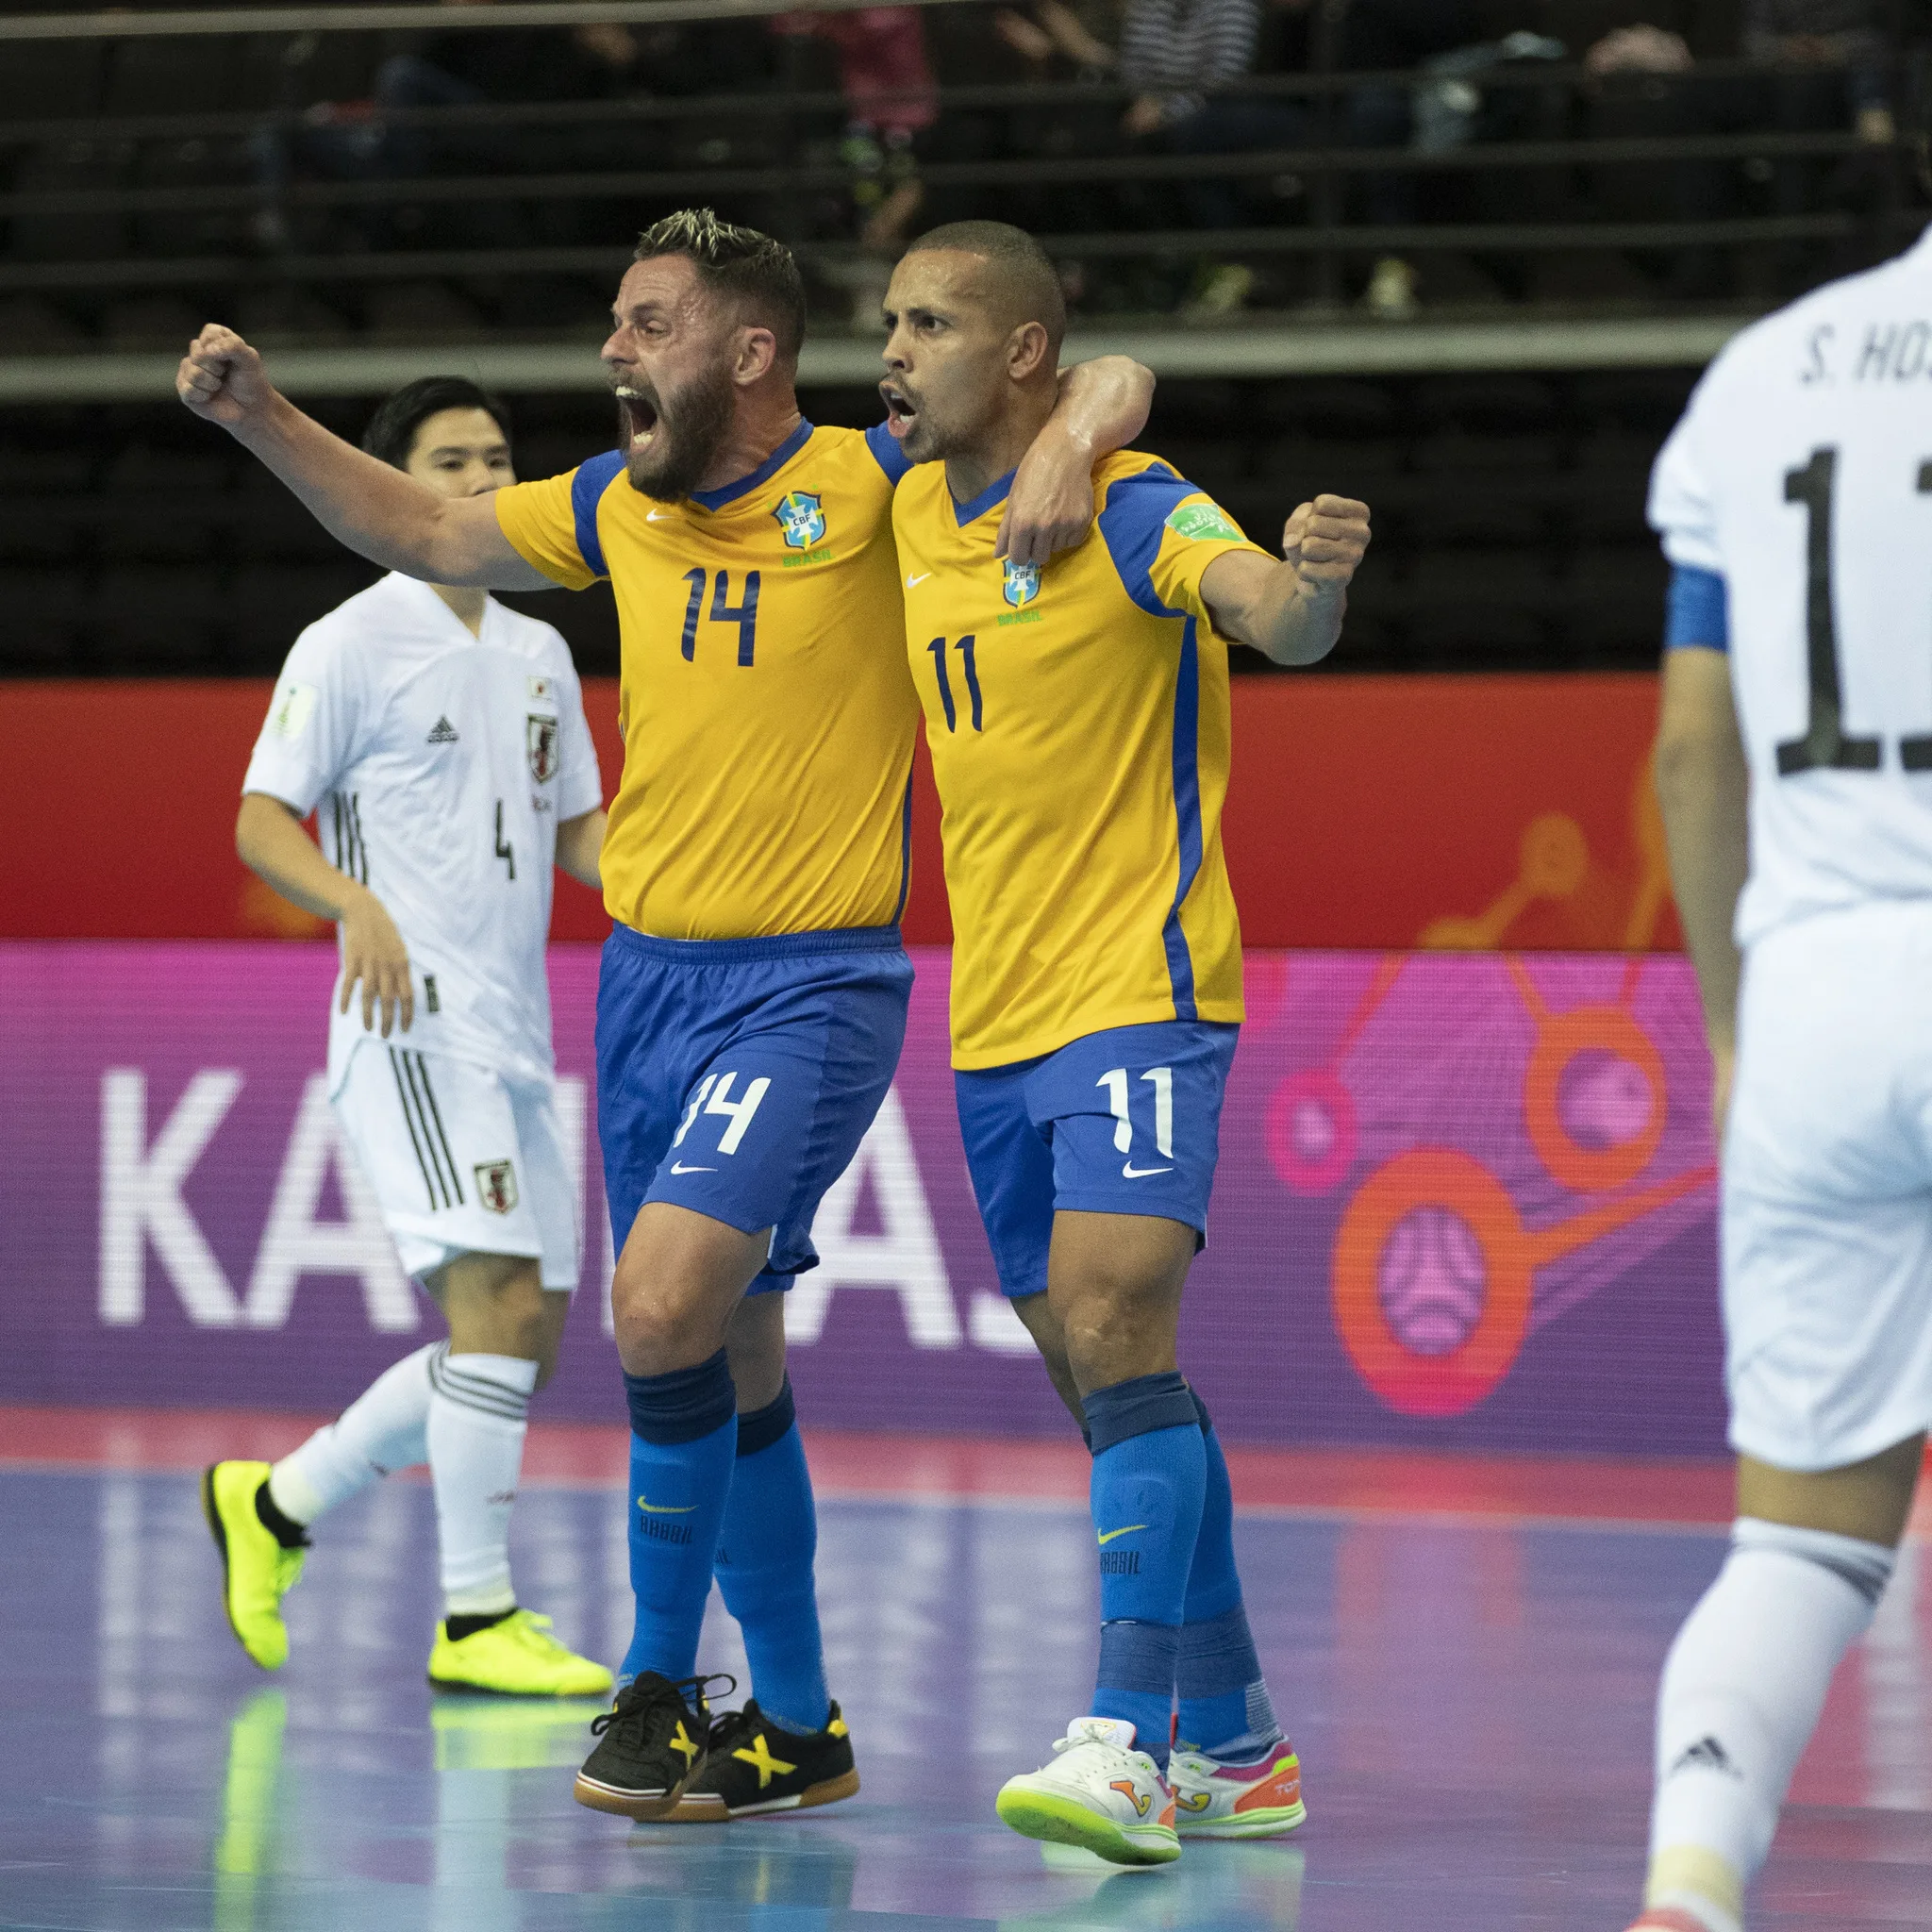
[1085,1372,1205,1774]
[620,1350,737,1688]
[1176,1392,1283,1761]
[713,1378,831,1735]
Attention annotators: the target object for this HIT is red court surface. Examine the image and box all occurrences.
[14,1404,1932,1535]
[0,1400,1786,1528]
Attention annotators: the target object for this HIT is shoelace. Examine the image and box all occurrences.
[512,1613,568,1656]
[590,1672,736,1740]
[703,1699,768,1751]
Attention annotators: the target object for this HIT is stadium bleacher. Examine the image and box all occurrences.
[1,0,1927,675]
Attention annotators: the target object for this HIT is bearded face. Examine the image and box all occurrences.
[611,359,738,502]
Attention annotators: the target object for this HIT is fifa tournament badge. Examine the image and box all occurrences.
[1002,558,1041,609]
[774,490,827,550]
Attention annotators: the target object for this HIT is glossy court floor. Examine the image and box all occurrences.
[5,1412,1931,1932]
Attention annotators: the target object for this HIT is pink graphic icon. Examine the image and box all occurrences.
[1313,957,1714,1419]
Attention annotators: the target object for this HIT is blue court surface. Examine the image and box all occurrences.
[5,1466,1930,1931]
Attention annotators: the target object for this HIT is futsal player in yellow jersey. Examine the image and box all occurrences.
[880,223,1371,1867]
[175,208,1153,1825]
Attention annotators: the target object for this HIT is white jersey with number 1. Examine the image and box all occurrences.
[1650,226,1932,1474]
[1649,224,1932,951]
[242,571,604,1093]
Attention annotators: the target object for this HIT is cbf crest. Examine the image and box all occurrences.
[1003,558,1041,609]
[526,713,559,784]
[773,490,826,550]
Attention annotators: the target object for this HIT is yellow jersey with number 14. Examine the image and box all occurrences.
[495,420,919,941]
[893,448,1272,1070]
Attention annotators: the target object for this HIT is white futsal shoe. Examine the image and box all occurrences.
[995,1716,1181,1866]
[1168,1740,1307,1837]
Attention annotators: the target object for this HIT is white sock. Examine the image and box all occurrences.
[1645,1517,1892,1932]
[268,1341,438,1525]
[426,1349,539,1619]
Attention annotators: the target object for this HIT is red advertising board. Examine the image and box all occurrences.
[0,675,1674,952]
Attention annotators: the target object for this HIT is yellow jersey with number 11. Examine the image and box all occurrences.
[495,420,919,941]
[893,449,1271,1070]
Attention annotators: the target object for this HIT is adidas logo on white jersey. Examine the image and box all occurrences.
[426,716,459,743]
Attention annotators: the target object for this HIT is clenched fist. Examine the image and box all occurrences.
[1282,493,1373,596]
[177,325,276,428]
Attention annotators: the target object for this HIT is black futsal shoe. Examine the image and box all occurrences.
[665,1699,859,1821]
[573,1672,712,1820]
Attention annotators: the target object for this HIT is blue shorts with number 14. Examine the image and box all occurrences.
[595,922,912,1291]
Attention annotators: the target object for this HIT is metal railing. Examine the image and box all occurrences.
[1,1,1924,323]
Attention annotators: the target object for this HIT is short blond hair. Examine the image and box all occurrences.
[634,208,807,361]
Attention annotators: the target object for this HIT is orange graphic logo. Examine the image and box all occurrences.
[1109,1779,1152,1817]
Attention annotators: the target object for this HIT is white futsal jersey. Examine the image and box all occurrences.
[243,572,603,1093]
[1650,225,1932,949]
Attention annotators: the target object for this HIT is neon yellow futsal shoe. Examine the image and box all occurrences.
[426,1609,615,1697]
[995,1717,1181,1867]
[1169,1741,1307,1837]
[202,1460,306,1671]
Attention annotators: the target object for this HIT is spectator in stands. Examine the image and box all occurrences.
[920,4,1122,296]
[1554,0,1893,297]
[1032,0,1307,315]
[1543,3,1739,298]
[253,0,645,253]
[1323,0,1484,318]
[773,7,939,246]
[769,8,939,321]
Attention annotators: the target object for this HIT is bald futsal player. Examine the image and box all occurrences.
[879,222,1371,1866]
[178,208,1154,1825]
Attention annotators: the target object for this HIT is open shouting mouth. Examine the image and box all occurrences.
[614,384,660,453]
[879,380,919,440]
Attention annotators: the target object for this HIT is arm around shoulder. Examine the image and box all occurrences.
[997,356,1158,568]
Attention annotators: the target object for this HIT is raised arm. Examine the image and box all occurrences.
[178,326,555,592]
[1653,643,1748,1141]
[1200,494,1373,666]
[997,355,1156,566]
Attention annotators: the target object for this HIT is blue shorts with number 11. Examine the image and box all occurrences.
[595,922,912,1291]
[955,1019,1240,1301]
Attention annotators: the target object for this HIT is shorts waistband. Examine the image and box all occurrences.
[608,922,905,966]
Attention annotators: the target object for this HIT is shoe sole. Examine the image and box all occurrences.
[573,1751,707,1824]
[200,1464,282,1674]
[427,1673,615,1698]
[1176,1799,1307,1839]
[995,1789,1180,1866]
[660,1767,861,1823]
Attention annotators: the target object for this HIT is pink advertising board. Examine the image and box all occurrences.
[0,943,1727,1454]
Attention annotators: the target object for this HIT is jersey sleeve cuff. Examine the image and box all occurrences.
[1664,563,1729,652]
[492,489,600,591]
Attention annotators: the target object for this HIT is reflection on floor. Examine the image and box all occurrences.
[4,1449,1930,1929]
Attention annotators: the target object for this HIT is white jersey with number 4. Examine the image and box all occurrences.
[1649,224,1932,949]
[243,571,603,1091]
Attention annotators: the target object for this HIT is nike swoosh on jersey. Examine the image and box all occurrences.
[906,572,932,586]
[646,509,668,522]
[1122,1163,1174,1178]
[637,1495,698,1515]
[669,1161,716,1174]
[1097,1524,1147,1545]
